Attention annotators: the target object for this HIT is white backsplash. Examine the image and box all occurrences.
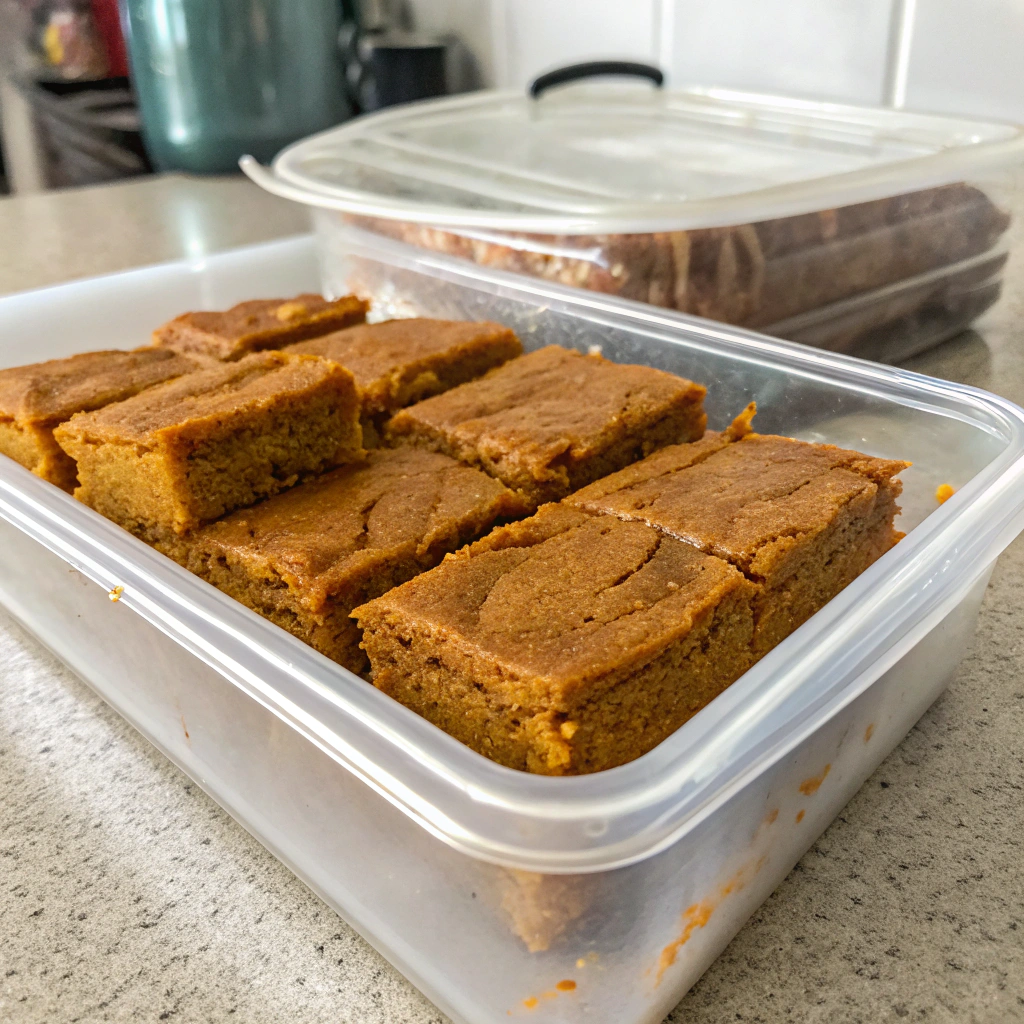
[406,0,1024,122]
[902,0,1024,122]
[667,0,895,104]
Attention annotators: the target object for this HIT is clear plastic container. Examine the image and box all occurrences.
[242,76,1024,361]
[3,233,1024,1024]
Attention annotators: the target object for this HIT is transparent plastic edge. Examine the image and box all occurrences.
[5,240,1024,872]
[763,245,1009,336]
[241,89,1024,233]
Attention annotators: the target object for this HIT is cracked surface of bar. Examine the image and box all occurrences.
[384,345,707,508]
[355,503,755,774]
[186,447,526,674]
[286,318,523,429]
[569,430,909,654]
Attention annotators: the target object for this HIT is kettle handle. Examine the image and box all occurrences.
[529,61,664,99]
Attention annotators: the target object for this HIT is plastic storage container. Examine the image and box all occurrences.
[3,233,1024,1024]
[242,71,1024,362]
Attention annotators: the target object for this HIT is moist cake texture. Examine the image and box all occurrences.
[384,344,707,507]
[569,422,908,654]
[153,293,368,360]
[354,503,756,775]
[185,447,525,674]
[286,318,523,424]
[55,351,362,543]
[0,348,199,491]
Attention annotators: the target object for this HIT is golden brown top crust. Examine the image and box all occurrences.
[192,447,524,610]
[0,348,199,425]
[56,352,357,446]
[386,343,706,458]
[355,503,749,694]
[570,433,909,579]
[286,318,522,415]
[152,293,369,360]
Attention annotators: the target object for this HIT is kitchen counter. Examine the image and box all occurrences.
[1,173,1022,1024]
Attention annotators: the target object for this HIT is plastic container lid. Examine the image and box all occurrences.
[242,74,1024,234]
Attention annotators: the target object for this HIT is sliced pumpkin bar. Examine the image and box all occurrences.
[184,446,526,675]
[152,293,368,361]
[0,348,200,492]
[55,351,362,545]
[384,344,707,508]
[569,419,908,655]
[355,503,755,775]
[286,317,522,441]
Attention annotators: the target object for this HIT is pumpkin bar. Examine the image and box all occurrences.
[185,446,525,674]
[569,422,908,655]
[384,345,707,508]
[286,318,522,428]
[0,348,200,492]
[153,293,368,361]
[55,351,362,544]
[354,503,756,775]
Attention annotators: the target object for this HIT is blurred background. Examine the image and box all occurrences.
[0,0,1022,196]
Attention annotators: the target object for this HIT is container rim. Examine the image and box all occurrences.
[241,85,1024,233]
[3,234,1024,874]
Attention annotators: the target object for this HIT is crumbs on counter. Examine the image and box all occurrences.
[936,483,956,504]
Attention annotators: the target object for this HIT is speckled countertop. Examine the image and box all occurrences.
[1,174,1023,1024]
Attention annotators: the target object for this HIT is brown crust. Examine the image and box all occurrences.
[152,294,369,361]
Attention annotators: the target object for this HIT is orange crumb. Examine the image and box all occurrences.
[556,980,576,992]
[559,720,579,740]
[935,483,955,504]
[799,764,831,796]
[576,958,586,969]
[522,997,538,1010]
[108,585,124,602]
[274,300,308,322]
[764,807,779,825]
[727,402,757,440]
[796,809,805,823]
[864,723,875,743]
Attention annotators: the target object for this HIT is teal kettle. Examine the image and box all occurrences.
[121,0,351,173]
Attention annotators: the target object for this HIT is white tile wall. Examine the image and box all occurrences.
[495,0,659,90]
[406,0,1024,124]
[666,0,895,104]
[902,0,1024,122]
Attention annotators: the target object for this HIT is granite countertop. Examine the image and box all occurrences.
[1,173,1022,1024]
